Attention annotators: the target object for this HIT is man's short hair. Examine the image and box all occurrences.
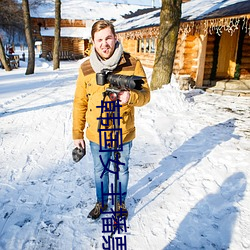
[91,20,116,40]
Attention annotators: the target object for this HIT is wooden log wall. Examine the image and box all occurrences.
[61,38,74,52]
[173,34,199,80]
[173,34,185,75]
[72,38,87,56]
[120,38,156,68]
[134,53,156,68]
[41,37,53,58]
[41,37,86,58]
[32,18,86,29]
[120,39,137,54]
[183,35,198,79]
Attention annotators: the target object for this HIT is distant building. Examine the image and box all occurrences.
[30,1,151,60]
[31,17,92,60]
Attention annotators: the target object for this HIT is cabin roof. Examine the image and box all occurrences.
[115,8,160,33]
[30,0,151,20]
[40,27,91,39]
[182,0,250,21]
[115,0,250,32]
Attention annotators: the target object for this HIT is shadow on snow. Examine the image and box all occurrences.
[164,172,247,249]
[128,118,244,248]
[0,100,73,117]
[128,118,239,214]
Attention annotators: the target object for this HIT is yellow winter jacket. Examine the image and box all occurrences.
[72,52,150,146]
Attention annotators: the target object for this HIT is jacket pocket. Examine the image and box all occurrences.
[121,106,134,132]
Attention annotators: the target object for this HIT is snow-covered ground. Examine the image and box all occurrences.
[0,49,250,250]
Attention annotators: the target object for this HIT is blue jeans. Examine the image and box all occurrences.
[90,141,132,205]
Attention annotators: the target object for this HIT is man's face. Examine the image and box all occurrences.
[93,27,117,60]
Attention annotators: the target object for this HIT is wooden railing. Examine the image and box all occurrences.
[46,51,82,61]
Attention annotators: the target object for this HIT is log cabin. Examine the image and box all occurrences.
[115,0,250,93]
[31,18,92,60]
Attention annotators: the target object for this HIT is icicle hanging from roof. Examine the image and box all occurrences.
[179,15,250,37]
[242,16,250,36]
[117,15,250,40]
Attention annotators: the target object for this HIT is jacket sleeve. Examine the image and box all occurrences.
[72,68,88,140]
[128,59,150,107]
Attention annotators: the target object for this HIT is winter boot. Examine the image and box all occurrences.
[116,202,128,219]
[87,202,108,220]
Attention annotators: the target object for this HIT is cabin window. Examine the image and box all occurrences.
[137,38,156,54]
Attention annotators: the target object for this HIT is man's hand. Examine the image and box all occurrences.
[74,139,85,149]
[118,90,130,105]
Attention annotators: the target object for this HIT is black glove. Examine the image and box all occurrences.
[72,146,86,162]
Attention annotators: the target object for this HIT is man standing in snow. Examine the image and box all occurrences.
[72,20,150,220]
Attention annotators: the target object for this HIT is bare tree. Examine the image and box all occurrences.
[29,0,46,8]
[0,0,23,71]
[0,0,24,37]
[22,0,35,75]
[0,37,11,71]
[151,0,182,90]
[53,0,61,70]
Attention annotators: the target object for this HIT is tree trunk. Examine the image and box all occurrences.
[22,0,35,75]
[0,37,11,71]
[151,0,182,90]
[53,0,61,70]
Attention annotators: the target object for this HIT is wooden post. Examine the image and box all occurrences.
[144,38,146,54]
[195,32,207,88]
